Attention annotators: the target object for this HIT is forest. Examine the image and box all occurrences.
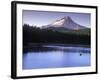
[23,24,90,47]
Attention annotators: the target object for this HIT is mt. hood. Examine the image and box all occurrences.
[43,16,87,30]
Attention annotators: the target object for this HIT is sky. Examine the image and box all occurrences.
[23,10,91,28]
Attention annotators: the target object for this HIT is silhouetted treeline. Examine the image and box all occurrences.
[23,24,90,46]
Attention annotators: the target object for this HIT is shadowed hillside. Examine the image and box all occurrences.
[23,24,90,47]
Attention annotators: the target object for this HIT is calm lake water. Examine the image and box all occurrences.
[23,45,91,69]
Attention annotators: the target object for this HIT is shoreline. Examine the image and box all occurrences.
[24,43,90,48]
[25,43,90,47]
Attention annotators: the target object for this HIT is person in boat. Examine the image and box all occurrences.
[80,53,82,56]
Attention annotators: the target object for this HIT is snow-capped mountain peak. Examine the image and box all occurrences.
[43,16,86,30]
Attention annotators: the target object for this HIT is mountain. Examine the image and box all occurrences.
[42,16,88,31]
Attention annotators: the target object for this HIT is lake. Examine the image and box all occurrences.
[23,45,91,69]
